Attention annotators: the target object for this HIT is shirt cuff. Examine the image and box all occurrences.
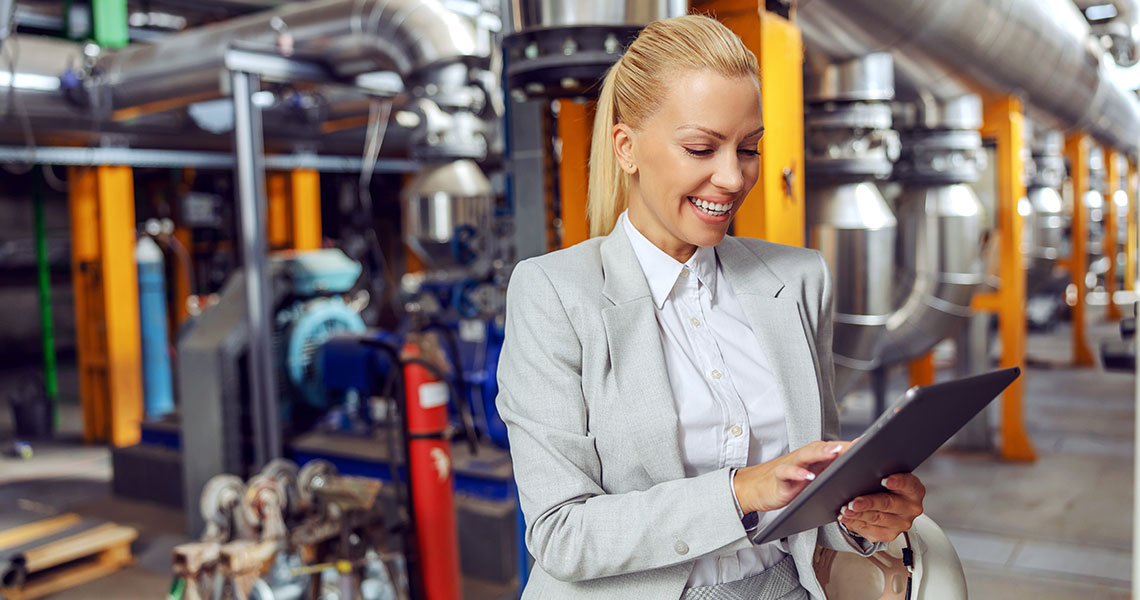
[730,468,760,532]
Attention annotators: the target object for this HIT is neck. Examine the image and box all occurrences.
[627,194,697,263]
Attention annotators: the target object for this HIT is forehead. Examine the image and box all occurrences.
[650,69,763,136]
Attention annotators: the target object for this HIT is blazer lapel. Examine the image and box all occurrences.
[718,237,823,451]
[599,227,686,483]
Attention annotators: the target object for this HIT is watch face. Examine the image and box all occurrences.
[742,511,760,531]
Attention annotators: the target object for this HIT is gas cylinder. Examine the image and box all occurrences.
[402,336,461,600]
[136,231,174,418]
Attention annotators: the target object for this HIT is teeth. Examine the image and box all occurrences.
[688,196,733,216]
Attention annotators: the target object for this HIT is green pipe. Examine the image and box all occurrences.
[91,0,128,48]
[33,166,59,429]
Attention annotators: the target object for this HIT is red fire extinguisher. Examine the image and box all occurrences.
[402,338,461,600]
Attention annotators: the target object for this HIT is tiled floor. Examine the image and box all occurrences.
[0,306,1135,599]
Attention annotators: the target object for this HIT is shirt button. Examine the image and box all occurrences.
[690,317,701,327]
[674,540,689,555]
[680,268,690,278]
[730,424,744,437]
[711,369,722,380]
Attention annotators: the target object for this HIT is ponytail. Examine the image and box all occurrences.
[587,63,627,238]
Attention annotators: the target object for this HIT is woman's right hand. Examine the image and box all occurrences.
[733,441,852,514]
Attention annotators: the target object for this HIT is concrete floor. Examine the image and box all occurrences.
[0,306,1135,599]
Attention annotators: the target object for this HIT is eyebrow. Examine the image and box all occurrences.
[677,125,765,140]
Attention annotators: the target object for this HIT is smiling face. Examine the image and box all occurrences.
[614,69,763,262]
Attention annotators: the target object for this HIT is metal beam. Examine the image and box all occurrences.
[557,100,592,248]
[976,95,1035,461]
[290,169,322,251]
[1106,148,1122,321]
[0,146,419,173]
[1129,160,1138,292]
[1065,134,1097,367]
[231,69,280,468]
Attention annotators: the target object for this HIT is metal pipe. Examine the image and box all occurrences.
[231,68,280,467]
[798,0,1140,157]
[95,0,482,118]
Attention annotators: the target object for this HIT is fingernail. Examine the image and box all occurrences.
[804,472,816,481]
[881,477,891,488]
[836,512,844,522]
[828,445,843,454]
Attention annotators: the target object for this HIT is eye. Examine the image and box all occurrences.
[737,148,760,157]
[684,147,714,157]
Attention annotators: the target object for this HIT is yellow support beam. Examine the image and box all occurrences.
[69,166,143,447]
[1064,134,1096,367]
[290,169,322,251]
[700,0,805,246]
[557,99,594,248]
[908,352,935,388]
[1104,148,1121,321]
[267,170,323,251]
[1128,161,1137,292]
[978,96,1035,461]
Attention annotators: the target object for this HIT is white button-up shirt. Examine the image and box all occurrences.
[621,212,790,587]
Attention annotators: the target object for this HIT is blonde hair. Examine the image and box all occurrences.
[587,14,760,238]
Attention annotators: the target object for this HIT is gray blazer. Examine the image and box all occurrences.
[496,224,876,600]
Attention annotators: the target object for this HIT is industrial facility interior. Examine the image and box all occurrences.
[0,0,1138,598]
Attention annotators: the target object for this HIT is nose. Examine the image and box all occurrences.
[710,151,744,193]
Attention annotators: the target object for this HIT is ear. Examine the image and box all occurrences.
[612,123,637,175]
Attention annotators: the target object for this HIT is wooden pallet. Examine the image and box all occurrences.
[0,513,137,600]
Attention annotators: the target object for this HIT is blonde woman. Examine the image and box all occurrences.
[496,14,925,600]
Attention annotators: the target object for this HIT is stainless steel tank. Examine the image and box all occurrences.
[503,0,686,99]
[402,159,494,268]
[878,100,987,366]
[804,53,899,395]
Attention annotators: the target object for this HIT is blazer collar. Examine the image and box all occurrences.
[601,226,786,304]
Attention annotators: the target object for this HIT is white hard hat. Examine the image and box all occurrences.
[812,514,967,600]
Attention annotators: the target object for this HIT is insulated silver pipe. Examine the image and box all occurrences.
[798,0,1140,157]
[95,0,481,118]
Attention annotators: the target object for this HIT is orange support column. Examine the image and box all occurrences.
[1104,148,1121,320]
[68,166,144,447]
[978,96,1035,461]
[1128,161,1137,292]
[1065,134,1096,366]
[290,169,322,250]
[908,353,936,388]
[699,0,804,246]
[267,172,291,251]
[557,99,594,248]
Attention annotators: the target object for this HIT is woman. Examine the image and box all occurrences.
[496,14,925,600]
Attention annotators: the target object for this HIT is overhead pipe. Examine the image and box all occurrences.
[797,0,1140,158]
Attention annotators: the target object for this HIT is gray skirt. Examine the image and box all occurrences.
[680,555,809,600]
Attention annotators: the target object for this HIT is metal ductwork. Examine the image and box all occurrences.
[504,0,686,99]
[1024,124,1069,294]
[798,0,1140,158]
[1075,0,1140,66]
[804,52,899,395]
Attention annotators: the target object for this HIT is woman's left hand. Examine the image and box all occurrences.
[837,473,926,543]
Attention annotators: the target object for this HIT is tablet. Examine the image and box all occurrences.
[752,366,1020,545]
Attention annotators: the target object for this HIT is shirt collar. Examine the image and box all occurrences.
[620,211,718,309]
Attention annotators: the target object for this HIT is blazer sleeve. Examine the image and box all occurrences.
[809,249,887,556]
[496,260,754,583]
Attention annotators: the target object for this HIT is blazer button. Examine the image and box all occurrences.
[674,540,689,555]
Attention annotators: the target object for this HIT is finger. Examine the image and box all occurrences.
[839,508,915,532]
[846,492,901,514]
[882,473,926,501]
[840,520,903,544]
[777,463,818,484]
[792,441,850,468]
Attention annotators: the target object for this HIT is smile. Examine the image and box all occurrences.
[687,196,734,217]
